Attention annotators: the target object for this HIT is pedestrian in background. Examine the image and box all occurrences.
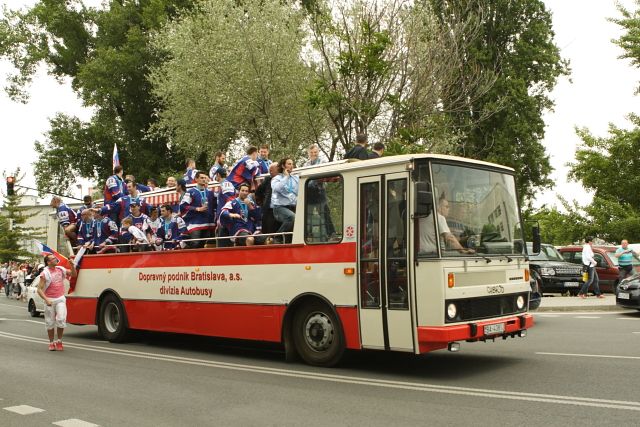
[368,142,385,158]
[615,239,638,285]
[344,134,371,160]
[579,236,604,299]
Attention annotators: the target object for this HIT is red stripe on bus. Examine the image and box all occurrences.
[125,300,285,342]
[79,242,357,269]
[67,297,361,349]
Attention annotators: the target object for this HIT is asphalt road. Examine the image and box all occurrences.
[1,298,640,427]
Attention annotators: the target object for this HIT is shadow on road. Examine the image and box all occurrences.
[65,326,524,380]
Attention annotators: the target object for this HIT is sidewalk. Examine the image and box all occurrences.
[535,294,619,312]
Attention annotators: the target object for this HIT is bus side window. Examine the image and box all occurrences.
[304,176,343,244]
[360,181,380,308]
[387,179,408,309]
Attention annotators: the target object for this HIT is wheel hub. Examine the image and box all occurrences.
[104,302,120,333]
[304,313,334,351]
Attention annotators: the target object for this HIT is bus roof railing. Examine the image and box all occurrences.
[73,232,295,251]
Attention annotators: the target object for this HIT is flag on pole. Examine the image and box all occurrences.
[113,143,120,170]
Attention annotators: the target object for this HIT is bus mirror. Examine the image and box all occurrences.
[414,182,432,216]
[532,225,541,254]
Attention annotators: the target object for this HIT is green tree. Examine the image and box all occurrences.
[0,170,44,262]
[430,0,569,203]
[570,120,640,206]
[564,2,640,243]
[0,0,194,195]
[524,200,591,246]
[305,0,497,159]
[150,0,325,162]
[568,120,640,242]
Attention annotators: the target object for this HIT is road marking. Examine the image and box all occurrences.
[574,316,600,319]
[632,332,640,334]
[2,331,640,412]
[0,303,26,310]
[537,352,640,360]
[0,318,43,325]
[535,311,631,315]
[3,405,45,415]
[53,419,100,427]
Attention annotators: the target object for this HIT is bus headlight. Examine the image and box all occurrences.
[516,295,525,310]
[446,303,457,320]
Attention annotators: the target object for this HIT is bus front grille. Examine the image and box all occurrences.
[445,293,528,323]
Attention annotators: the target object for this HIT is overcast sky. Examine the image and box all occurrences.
[1,0,639,207]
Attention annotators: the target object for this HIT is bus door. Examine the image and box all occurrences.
[357,174,414,351]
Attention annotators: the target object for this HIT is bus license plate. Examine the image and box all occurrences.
[564,282,580,288]
[484,323,505,336]
[618,292,630,300]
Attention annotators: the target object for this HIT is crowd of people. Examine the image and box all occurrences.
[0,261,45,301]
[51,136,384,254]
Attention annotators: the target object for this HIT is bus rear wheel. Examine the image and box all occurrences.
[98,294,130,342]
[292,301,345,367]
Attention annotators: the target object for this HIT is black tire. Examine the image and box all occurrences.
[28,300,39,318]
[292,300,345,367]
[531,271,544,297]
[97,294,130,342]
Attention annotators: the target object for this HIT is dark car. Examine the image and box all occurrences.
[527,243,583,295]
[616,273,640,310]
[558,245,640,294]
[529,275,541,310]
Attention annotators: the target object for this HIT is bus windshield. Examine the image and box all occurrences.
[416,161,524,257]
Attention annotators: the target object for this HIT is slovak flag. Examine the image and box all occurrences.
[113,143,120,169]
[36,241,85,294]
[36,241,72,270]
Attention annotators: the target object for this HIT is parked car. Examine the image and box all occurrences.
[529,275,541,310]
[527,243,583,295]
[558,245,640,294]
[616,274,640,310]
[26,279,45,318]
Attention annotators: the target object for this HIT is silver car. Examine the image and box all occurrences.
[26,270,45,317]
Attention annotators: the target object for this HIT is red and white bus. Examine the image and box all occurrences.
[51,154,535,366]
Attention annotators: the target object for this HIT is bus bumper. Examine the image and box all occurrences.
[417,314,534,353]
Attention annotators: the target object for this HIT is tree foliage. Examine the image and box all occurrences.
[2,0,568,201]
[611,0,640,93]
[430,0,569,203]
[0,0,194,194]
[304,0,498,159]
[541,2,640,244]
[151,0,324,162]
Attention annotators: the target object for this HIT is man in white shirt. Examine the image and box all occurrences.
[419,194,471,255]
[579,236,604,299]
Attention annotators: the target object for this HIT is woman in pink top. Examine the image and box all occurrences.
[37,254,77,351]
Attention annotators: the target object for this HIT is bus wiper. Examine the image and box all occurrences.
[477,254,492,263]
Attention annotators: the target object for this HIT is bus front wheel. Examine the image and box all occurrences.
[292,301,345,367]
[98,294,130,343]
